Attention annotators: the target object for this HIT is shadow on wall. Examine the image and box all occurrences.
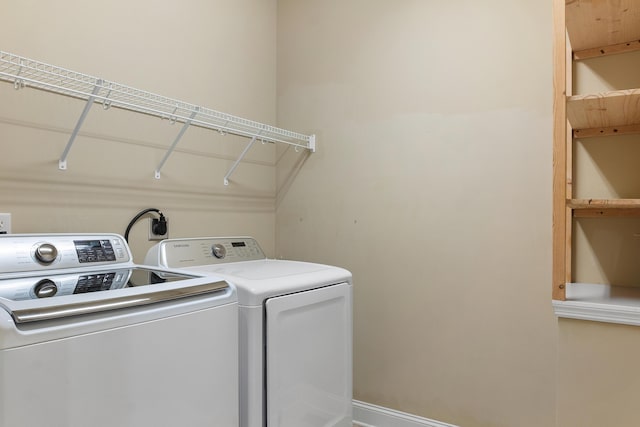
[574,217,640,286]
[575,134,640,199]
[276,144,312,208]
[573,50,640,93]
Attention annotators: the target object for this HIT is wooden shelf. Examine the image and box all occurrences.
[569,198,640,209]
[574,40,640,60]
[566,0,640,52]
[569,199,640,217]
[567,89,640,130]
[573,124,640,138]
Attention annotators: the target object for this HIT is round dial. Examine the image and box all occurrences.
[34,279,58,298]
[34,243,58,264]
[212,243,226,259]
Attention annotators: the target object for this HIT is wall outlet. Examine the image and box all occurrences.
[0,213,12,234]
[148,217,168,241]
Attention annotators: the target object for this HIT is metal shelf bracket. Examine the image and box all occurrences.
[309,134,316,152]
[13,59,24,90]
[155,107,200,179]
[223,131,263,186]
[59,80,103,170]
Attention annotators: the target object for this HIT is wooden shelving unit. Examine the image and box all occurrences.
[553,0,640,301]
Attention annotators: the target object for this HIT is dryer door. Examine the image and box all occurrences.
[265,282,352,427]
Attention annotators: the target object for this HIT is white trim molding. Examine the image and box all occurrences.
[553,283,640,326]
[353,400,460,427]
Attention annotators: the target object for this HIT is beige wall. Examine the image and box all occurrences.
[0,0,278,261]
[557,319,640,427]
[276,1,557,427]
[4,1,640,427]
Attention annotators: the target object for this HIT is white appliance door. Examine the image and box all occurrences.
[265,283,352,427]
[0,301,239,427]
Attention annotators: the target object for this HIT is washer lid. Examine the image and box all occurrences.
[0,267,231,323]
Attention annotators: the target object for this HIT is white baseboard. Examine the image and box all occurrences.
[352,400,460,427]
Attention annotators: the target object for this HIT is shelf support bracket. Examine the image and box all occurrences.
[309,134,316,152]
[13,60,24,89]
[155,107,199,179]
[59,80,103,170]
[223,131,262,186]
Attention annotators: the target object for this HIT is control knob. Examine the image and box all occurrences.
[34,243,58,264]
[212,243,226,259]
[34,279,58,298]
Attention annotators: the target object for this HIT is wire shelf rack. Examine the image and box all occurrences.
[0,50,315,183]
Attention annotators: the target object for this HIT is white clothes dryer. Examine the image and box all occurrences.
[145,237,353,427]
[0,234,239,427]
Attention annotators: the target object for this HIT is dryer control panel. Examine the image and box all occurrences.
[147,237,266,269]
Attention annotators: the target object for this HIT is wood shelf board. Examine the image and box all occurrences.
[566,0,640,52]
[567,89,640,129]
[569,198,640,210]
[574,39,640,60]
[573,123,640,137]
[573,208,640,217]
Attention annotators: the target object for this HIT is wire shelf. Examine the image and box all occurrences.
[0,50,315,182]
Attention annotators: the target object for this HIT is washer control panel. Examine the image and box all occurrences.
[150,237,265,268]
[0,269,132,301]
[0,234,131,274]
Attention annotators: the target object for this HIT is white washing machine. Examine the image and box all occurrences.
[0,234,239,427]
[145,237,352,427]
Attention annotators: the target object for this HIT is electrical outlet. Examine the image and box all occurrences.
[148,217,168,241]
[0,213,12,234]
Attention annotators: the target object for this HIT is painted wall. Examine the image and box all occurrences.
[275,1,557,426]
[0,0,278,261]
